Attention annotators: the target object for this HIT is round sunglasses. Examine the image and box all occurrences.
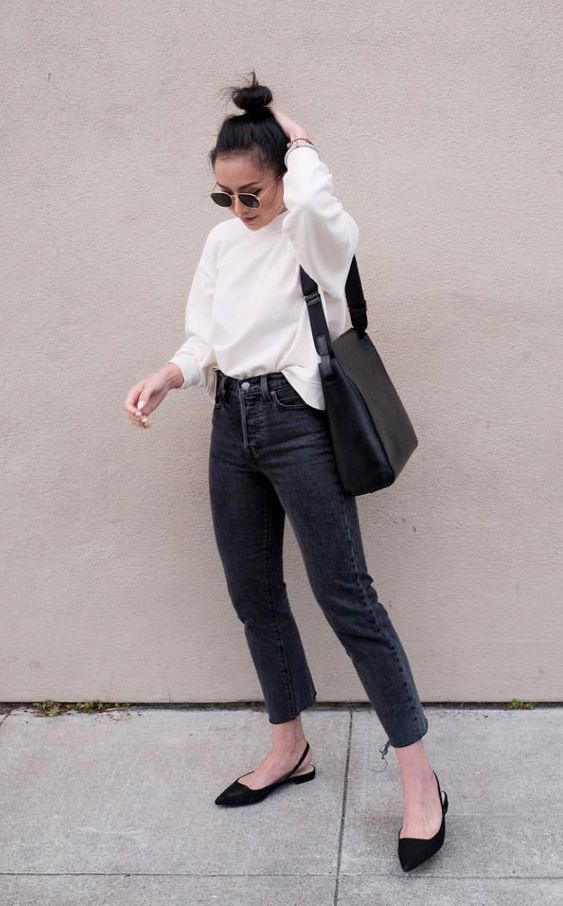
[210,176,281,209]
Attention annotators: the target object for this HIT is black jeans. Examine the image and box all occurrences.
[208,369,429,753]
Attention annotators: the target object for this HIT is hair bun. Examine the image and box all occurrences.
[230,69,273,116]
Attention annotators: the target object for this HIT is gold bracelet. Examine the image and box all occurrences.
[286,136,314,148]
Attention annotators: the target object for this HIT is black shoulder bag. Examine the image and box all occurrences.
[300,256,418,495]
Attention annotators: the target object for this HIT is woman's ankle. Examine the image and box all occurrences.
[270,718,307,755]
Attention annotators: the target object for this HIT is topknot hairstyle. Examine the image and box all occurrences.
[209,69,288,177]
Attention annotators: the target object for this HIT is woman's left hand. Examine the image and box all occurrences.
[269,106,313,145]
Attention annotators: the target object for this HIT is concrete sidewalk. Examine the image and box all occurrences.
[0,704,561,904]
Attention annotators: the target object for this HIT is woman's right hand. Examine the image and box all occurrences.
[124,364,182,429]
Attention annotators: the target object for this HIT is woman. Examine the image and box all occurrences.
[124,71,448,872]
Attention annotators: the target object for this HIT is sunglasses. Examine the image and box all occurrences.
[210,176,281,209]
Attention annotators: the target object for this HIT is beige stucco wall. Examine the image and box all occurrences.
[2,1,562,706]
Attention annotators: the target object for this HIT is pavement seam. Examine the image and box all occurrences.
[333,709,354,906]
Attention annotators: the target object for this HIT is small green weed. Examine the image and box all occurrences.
[30,700,133,717]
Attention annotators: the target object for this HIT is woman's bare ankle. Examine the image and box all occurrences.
[270,716,308,758]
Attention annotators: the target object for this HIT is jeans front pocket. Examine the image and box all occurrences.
[270,385,309,410]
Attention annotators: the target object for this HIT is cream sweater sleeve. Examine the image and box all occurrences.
[165,230,216,390]
[282,146,359,298]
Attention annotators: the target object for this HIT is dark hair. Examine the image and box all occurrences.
[209,69,288,177]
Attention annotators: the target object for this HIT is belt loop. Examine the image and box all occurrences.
[215,370,225,403]
[260,373,270,401]
[239,382,249,449]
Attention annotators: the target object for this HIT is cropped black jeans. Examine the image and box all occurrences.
[208,369,428,756]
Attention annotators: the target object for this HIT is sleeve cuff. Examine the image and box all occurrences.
[166,355,201,390]
[284,143,320,168]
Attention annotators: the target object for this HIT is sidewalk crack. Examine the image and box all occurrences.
[333,709,353,906]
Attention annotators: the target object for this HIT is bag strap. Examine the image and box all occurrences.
[299,255,368,379]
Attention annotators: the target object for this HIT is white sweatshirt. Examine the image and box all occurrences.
[166,145,359,410]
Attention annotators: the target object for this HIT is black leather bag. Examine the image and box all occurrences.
[300,256,418,495]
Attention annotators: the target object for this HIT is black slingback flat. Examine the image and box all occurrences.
[397,770,449,872]
[214,740,316,807]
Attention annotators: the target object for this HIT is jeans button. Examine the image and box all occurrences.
[241,381,250,390]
